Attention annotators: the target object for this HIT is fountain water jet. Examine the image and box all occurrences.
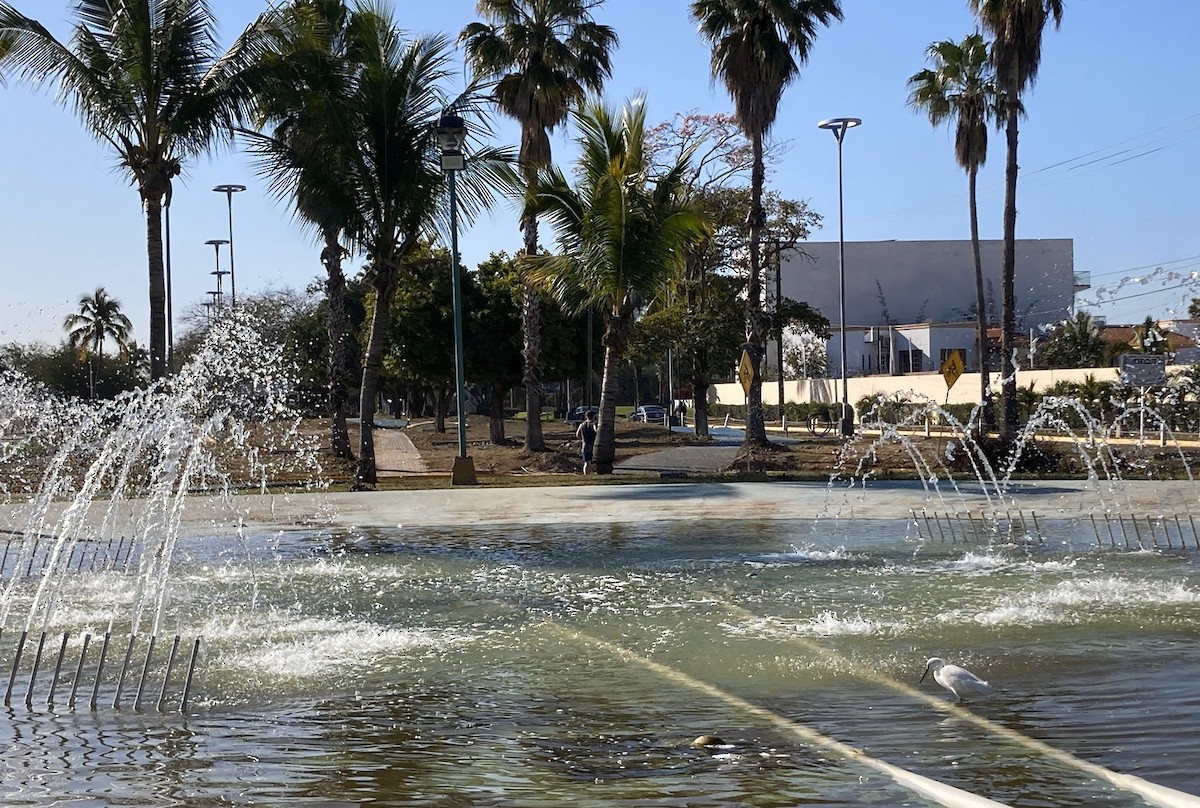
[0,317,321,711]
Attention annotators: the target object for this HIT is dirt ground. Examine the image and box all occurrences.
[390,415,1200,485]
[400,415,697,476]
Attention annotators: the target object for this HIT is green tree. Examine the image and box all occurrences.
[908,32,1001,427]
[63,287,134,399]
[1189,298,1200,319]
[691,0,842,445]
[690,185,821,436]
[524,97,707,473]
[969,0,1064,439]
[645,111,816,437]
[467,253,527,445]
[387,252,457,434]
[461,0,617,452]
[782,325,828,378]
[0,1,276,379]
[3,340,141,400]
[1040,310,1106,369]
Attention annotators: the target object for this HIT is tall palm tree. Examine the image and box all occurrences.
[241,0,360,460]
[64,286,134,399]
[0,1,278,380]
[969,0,1064,440]
[461,0,617,453]
[908,32,1001,429]
[524,97,707,473]
[691,0,842,445]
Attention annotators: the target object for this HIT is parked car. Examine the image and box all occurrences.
[629,405,667,423]
[566,405,599,426]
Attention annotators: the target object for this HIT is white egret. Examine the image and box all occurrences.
[919,657,993,701]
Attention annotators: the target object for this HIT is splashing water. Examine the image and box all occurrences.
[0,316,323,640]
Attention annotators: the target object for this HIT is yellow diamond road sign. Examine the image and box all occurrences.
[941,350,964,390]
[738,349,755,397]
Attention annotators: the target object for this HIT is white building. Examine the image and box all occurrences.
[768,237,1081,377]
[828,322,980,377]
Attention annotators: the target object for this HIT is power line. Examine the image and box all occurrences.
[858,112,1200,228]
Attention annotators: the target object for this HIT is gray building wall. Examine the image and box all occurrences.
[779,238,1075,330]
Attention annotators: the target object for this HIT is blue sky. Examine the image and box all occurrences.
[2,0,1198,346]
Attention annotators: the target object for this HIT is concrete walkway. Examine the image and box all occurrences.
[372,426,428,476]
[157,478,1196,534]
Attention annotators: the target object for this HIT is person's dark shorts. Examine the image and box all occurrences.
[582,445,594,462]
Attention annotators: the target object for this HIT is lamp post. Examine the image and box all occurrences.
[165,200,174,373]
[205,238,230,310]
[436,113,476,485]
[768,236,785,424]
[817,117,861,437]
[212,184,246,308]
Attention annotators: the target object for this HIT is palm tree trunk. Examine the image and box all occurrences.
[322,233,353,459]
[144,197,168,380]
[692,353,711,439]
[521,200,546,452]
[999,85,1020,441]
[435,386,448,433]
[356,265,398,486]
[968,166,993,431]
[593,312,624,475]
[744,133,768,445]
[489,384,507,444]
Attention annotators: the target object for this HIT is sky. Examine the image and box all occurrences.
[2,0,1198,347]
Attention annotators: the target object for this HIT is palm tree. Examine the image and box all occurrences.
[1135,316,1169,355]
[0,1,278,380]
[241,0,360,460]
[461,0,618,453]
[968,0,1064,440]
[64,287,133,399]
[523,98,707,473]
[908,32,1001,429]
[691,0,843,445]
[241,3,506,485]
[1041,310,1105,368]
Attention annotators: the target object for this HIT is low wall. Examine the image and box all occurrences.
[711,367,1134,409]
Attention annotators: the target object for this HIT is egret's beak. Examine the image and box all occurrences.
[919,666,930,684]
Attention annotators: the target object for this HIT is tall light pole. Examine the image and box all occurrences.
[213,184,246,308]
[817,117,862,437]
[768,236,785,423]
[165,199,174,373]
[437,113,476,485]
[205,238,230,310]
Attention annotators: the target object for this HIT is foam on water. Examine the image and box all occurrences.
[751,546,863,565]
[943,575,1200,626]
[799,609,906,637]
[224,625,456,679]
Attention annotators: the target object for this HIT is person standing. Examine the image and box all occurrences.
[675,399,688,428]
[575,409,598,474]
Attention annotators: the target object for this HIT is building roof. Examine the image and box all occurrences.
[1099,326,1196,350]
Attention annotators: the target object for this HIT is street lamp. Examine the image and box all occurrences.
[436,112,476,485]
[165,199,174,373]
[817,116,862,437]
[212,184,246,308]
[205,238,230,310]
